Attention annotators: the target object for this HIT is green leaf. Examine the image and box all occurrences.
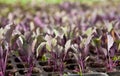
[65,39,71,52]
[92,38,101,46]
[37,35,45,44]
[112,56,120,61]
[53,29,59,37]
[107,35,114,51]
[31,38,37,53]
[51,38,57,47]
[46,42,51,52]
[85,35,93,46]
[104,21,113,32]
[108,23,113,32]
[63,73,67,76]
[41,54,48,61]
[36,42,46,57]
[84,27,92,36]
[61,26,68,37]
[0,28,5,41]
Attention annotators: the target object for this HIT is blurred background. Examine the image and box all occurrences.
[0,0,102,4]
[0,0,118,5]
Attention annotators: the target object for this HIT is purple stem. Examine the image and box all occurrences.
[27,59,35,76]
[79,57,84,72]
[3,47,9,75]
[27,64,34,76]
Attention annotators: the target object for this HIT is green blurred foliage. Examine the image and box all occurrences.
[0,0,103,4]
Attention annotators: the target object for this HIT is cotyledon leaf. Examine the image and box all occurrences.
[65,39,71,53]
[4,23,16,43]
[36,42,46,57]
[51,38,57,47]
[46,42,51,52]
[31,38,37,53]
[107,34,114,52]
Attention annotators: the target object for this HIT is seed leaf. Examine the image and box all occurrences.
[107,34,114,51]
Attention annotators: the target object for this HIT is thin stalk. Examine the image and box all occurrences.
[78,64,82,76]
[27,58,35,76]
[79,56,84,72]
[3,47,9,75]
[27,64,34,76]
[108,55,113,71]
